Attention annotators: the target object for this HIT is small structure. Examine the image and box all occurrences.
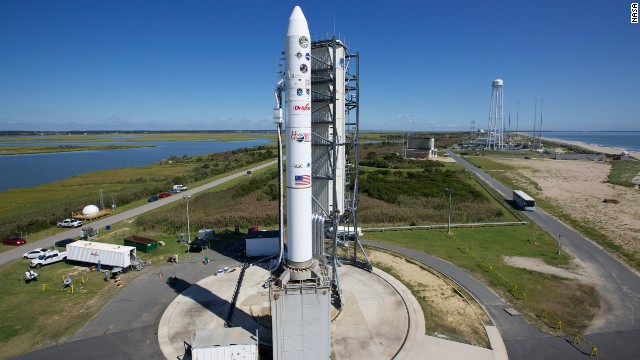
[404,136,438,159]
[198,229,216,241]
[124,236,158,253]
[190,327,258,360]
[81,227,96,240]
[73,204,112,220]
[66,240,137,268]
[245,230,279,257]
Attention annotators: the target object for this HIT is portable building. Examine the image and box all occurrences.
[66,240,136,268]
[245,230,279,257]
[191,327,257,360]
[198,229,216,241]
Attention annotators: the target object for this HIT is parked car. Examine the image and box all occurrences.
[159,192,172,198]
[3,237,26,246]
[23,248,50,259]
[148,195,159,202]
[54,238,77,248]
[57,219,83,228]
[173,185,188,192]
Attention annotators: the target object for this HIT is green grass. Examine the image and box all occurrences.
[462,156,640,271]
[0,132,275,144]
[366,226,599,335]
[0,257,119,359]
[0,144,153,156]
[0,146,277,246]
[608,160,640,187]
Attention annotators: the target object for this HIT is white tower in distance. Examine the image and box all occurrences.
[486,79,504,150]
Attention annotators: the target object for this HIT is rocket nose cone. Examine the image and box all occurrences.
[289,6,305,21]
[287,6,309,35]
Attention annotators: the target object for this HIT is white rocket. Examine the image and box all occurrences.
[285,6,313,271]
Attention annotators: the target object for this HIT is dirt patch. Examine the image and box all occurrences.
[502,256,599,285]
[367,249,490,347]
[492,158,640,258]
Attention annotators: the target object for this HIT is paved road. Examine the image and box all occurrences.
[434,150,640,359]
[8,161,276,360]
[363,240,603,360]
[448,150,640,333]
[13,250,242,360]
[0,160,276,268]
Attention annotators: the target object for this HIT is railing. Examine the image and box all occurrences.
[541,308,563,329]
[573,332,598,357]
[363,221,526,232]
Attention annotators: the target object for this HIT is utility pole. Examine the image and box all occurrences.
[446,187,453,235]
[183,195,192,247]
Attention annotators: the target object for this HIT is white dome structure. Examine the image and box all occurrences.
[82,205,100,215]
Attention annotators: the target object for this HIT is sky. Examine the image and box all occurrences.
[0,0,638,132]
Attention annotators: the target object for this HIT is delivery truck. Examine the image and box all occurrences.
[66,240,137,268]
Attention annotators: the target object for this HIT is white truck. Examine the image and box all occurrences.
[66,240,136,268]
[30,250,67,268]
[58,219,83,228]
[172,184,188,192]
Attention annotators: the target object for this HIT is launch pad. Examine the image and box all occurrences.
[157,262,412,360]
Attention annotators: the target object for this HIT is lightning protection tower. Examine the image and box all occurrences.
[486,79,504,150]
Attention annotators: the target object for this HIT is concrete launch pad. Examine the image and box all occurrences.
[158,263,504,359]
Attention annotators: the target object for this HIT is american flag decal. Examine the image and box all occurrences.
[295,175,311,186]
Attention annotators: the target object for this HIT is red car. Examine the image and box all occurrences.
[159,192,172,198]
[3,237,27,246]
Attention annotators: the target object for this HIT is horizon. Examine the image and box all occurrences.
[1,1,638,132]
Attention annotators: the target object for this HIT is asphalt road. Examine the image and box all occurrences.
[448,150,640,333]
[7,161,275,360]
[442,150,640,358]
[8,154,640,359]
[0,160,276,268]
[363,240,601,360]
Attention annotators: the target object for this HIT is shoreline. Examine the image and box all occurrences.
[538,136,640,159]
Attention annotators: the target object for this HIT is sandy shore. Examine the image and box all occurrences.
[539,136,640,159]
[489,156,640,260]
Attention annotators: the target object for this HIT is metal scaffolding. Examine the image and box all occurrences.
[310,36,371,309]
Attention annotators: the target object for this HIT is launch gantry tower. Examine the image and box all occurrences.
[309,34,371,308]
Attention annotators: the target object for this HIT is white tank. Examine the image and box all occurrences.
[82,205,100,215]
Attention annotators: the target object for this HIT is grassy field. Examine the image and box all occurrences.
[1,131,603,355]
[0,217,214,359]
[0,131,275,144]
[461,155,640,270]
[365,226,599,336]
[0,144,153,156]
[0,146,276,249]
[608,160,640,187]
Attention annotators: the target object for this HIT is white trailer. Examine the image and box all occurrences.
[66,240,136,268]
[245,230,279,257]
[198,229,215,241]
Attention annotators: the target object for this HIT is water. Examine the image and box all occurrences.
[0,139,270,192]
[533,131,640,153]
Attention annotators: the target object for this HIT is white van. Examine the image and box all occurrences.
[172,185,188,192]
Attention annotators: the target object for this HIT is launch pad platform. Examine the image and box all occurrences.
[158,262,504,360]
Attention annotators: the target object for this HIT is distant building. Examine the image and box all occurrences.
[404,137,438,159]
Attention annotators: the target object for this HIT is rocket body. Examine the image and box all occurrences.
[285,6,313,267]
